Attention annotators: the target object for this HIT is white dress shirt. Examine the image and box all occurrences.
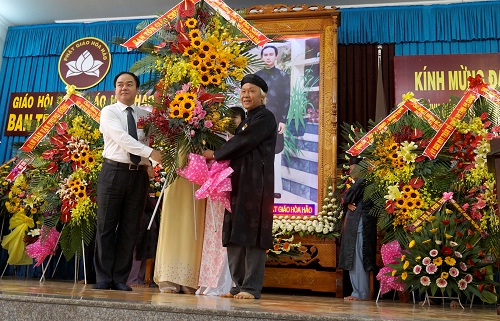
[100,101,153,165]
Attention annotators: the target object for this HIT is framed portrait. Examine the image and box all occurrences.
[244,4,340,213]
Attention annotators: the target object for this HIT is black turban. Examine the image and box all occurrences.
[241,74,268,93]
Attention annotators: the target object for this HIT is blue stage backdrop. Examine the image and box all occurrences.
[2,2,500,163]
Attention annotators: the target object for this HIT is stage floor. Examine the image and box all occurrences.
[0,278,498,320]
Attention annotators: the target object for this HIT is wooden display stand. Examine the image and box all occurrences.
[263,235,338,294]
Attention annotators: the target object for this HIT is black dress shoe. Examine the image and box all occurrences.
[112,282,132,291]
[92,281,111,290]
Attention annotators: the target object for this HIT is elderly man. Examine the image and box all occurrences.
[203,74,277,299]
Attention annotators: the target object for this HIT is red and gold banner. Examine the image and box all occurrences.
[449,199,486,237]
[347,104,408,156]
[422,89,480,159]
[19,94,100,152]
[121,0,269,50]
[121,1,186,50]
[406,194,486,236]
[71,95,101,123]
[205,0,270,46]
[19,99,74,152]
[406,195,447,232]
[403,99,443,131]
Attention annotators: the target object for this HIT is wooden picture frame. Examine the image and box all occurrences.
[243,4,342,294]
[244,4,340,205]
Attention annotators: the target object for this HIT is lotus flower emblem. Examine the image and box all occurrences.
[66,50,103,78]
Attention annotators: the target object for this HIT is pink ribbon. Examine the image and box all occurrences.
[25,226,60,267]
[177,153,233,212]
[376,240,405,294]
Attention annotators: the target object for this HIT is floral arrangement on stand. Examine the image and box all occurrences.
[340,89,499,303]
[129,0,261,185]
[266,233,302,261]
[1,106,103,265]
[390,203,497,303]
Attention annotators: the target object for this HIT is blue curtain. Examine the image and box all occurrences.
[0,19,150,163]
[338,1,500,45]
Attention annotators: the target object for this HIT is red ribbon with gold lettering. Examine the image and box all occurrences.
[422,89,480,159]
[121,0,270,50]
[347,104,408,156]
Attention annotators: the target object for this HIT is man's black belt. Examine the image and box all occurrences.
[103,158,147,171]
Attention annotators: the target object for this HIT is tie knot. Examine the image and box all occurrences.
[126,106,133,112]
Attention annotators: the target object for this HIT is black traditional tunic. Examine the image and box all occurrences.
[255,67,290,153]
[214,105,277,250]
[337,178,377,272]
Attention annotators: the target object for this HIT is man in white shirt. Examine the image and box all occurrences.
[93,71,162,291]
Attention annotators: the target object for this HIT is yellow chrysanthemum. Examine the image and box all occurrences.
[392,269,397,276]
[401,272,408,280]
[433,257,443,266]
[430,228,438,233]
[441,272,449,279]
[422,239,431,244]
[409,240,416,248]
[444,256,456,266]
[403,260,410,270]
[401,254,406,261]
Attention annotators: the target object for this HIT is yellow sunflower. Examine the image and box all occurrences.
[190,37,202,48]
[188,29,200,39]
[199,41,213,53]
[186,18,197,29]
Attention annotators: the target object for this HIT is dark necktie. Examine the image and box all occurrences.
[126,107,141,165]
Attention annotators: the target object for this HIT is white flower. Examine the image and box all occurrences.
[66,50,104,78]
[385,184,402,201]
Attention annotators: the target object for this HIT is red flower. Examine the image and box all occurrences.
[466,243,473,249]
[408,177,424,189]
[178,0,196,18]
[467,258,475,266]
[56,122,68,135]
[385,200,395,214]
[480,111,488,121]
[478,283,485,292]
[456,231,463,237]
[441,246,453,256]
[474,269,484,280]
[468,229,475,236]
[46,162,58,173]
[441,219,450,226]
[478,250,486,258]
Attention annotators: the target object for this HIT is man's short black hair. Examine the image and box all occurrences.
[261,45,278,57]
[114,71,140,88]
[230,106,246,121]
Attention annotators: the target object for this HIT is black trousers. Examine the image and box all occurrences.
[227,244,267,299]
[94,162,149,284]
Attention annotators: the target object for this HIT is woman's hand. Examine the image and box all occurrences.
[347,203,357,211]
